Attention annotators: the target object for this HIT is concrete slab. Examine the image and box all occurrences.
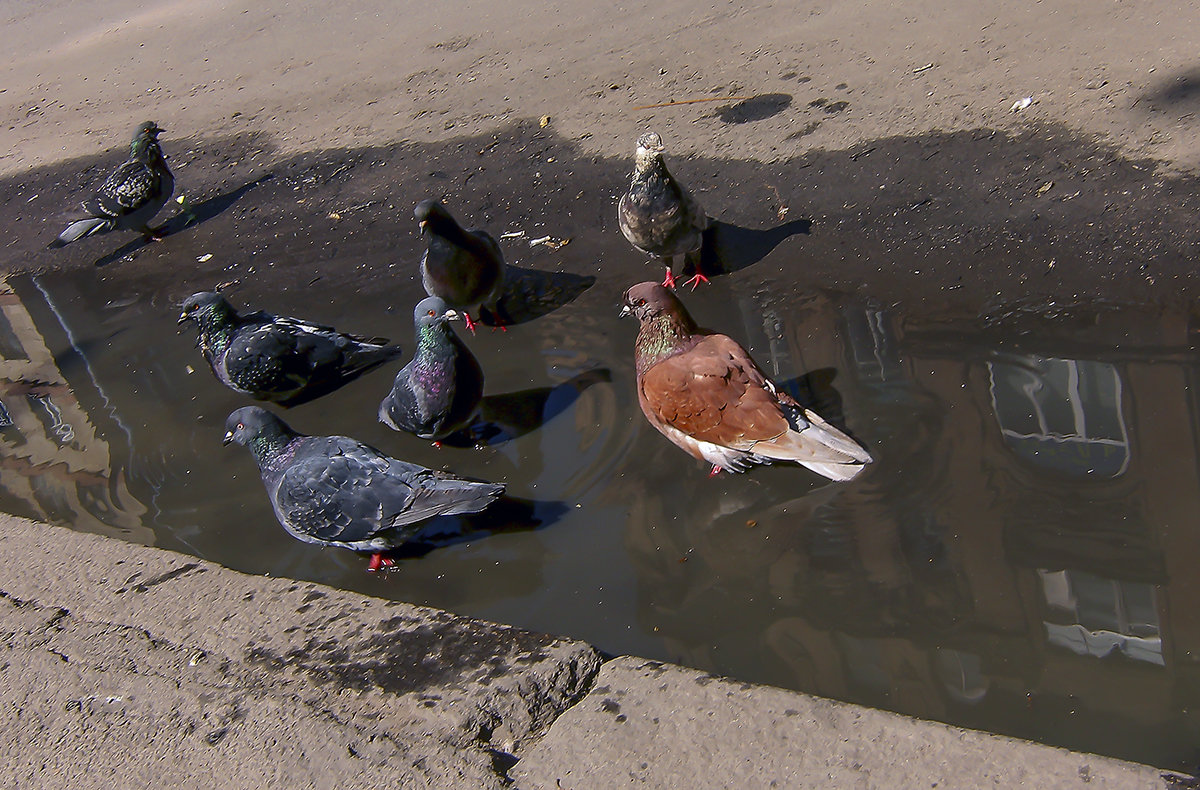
[0,515,602,789]
[511,656,1178,790]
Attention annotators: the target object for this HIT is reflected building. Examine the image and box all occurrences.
[620,289,1200,767]
[0,277,152,544]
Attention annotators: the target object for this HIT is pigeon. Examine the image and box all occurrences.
[416,199,505,333]
[49,121,175,248]
[619,282,872,481]
[618,131,711,290]
[379,296,484,442]
[179,292,403,407]
[223,406,504,571]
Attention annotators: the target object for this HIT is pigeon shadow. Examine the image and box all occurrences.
[440,367,612,447]
[93,174,274,267]
[478,265,596,327]
[691,217,812,280]
[380,496,569,560]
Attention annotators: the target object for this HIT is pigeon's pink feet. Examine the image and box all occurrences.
[708,465,722,478]
[463,312,479,335]
[366,553,397,572]
[662,267,678,290]
[683,272,710,290]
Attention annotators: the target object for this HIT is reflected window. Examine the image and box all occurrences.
[1039,569,1162,665]
[988,356,1129,478]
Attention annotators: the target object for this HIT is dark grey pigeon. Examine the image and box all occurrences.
[618,131,712,290]
[179,292,403,407]
[224,406,504,571]
[416,199,505,333]
[379,296,483,442]
[49,121,175,248]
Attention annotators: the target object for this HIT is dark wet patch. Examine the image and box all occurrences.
[717,93,794,124]
[245,615,565,696]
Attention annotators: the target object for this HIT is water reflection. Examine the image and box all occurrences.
[2,266,1199,769]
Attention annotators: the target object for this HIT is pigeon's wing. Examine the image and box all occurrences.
[274,445,410,544]
[82,160,161,218]
[379,368,424,432]
[639,333,790,449]
[224,323,334,394]
[271,314,390,348]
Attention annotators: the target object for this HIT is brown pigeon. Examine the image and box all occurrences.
[620,282,872,481]
[618,132,711,290]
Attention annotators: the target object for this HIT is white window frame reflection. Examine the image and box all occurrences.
[1038,569,1163,666]
[988,356,1130,478]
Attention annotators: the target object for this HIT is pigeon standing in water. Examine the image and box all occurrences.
[224,406,504,571]
[416,199,505,333]
[618,131,711,290]
[620,282,872,481]
[49,121,175,248]
[379,296,484,442]
[179,292,403,407]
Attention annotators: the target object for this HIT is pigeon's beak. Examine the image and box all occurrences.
[222,431,234,446]
[177,312,190,325]
[418,220,428,232]
[444,309,461,322]
[619,304,633,318]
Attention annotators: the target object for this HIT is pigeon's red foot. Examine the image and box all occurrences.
[463,312,479,335]
[683,272,710,291]
[708,464,723,478]
[662,268,678,290]
[366,553,397,572]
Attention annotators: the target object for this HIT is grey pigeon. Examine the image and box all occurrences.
[179,292,403,407]
[618,131,712,290]
[379,296,483,442]
[49,121,175,248]
[224,406,504,571]
[620,281,872,481]
[416,199,505,333]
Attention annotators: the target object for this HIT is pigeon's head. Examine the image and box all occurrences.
[620,281,687,323]
[179,291,235,326]
[135,121,165,139]
[223,406,287,447]
[413,296,460,329]
[635,131,665,156]
[414,199,456,235]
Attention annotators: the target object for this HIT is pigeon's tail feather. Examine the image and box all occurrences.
[417,480,505,517]
[345,343,405,377]
[798,459,869,482]
[48,217,111,248]
[438,481,505,516]
[752,408,873,482]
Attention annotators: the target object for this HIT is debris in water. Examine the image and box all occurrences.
[197,253,213,263]
[1011,96,1035,112]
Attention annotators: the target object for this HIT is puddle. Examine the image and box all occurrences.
[6,122,1200,770]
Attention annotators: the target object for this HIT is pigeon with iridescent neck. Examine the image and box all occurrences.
[224,406,504,571]
[620,282,872,481]
[416,199,505,333]
[179,292,402,407]
[379,296,484,442]
[618,131,711,290]
[49,121,175,248]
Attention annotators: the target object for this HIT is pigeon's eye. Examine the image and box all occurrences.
[236,422,244,431]
[427,309,437,317]
[636,298,646,307]
[186,303,197,312]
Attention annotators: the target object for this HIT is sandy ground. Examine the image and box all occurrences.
[4,0,1200,180]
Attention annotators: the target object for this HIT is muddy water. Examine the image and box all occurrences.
[7,124,1200,770]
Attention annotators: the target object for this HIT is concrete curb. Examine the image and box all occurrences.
[0,515,1182,789]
